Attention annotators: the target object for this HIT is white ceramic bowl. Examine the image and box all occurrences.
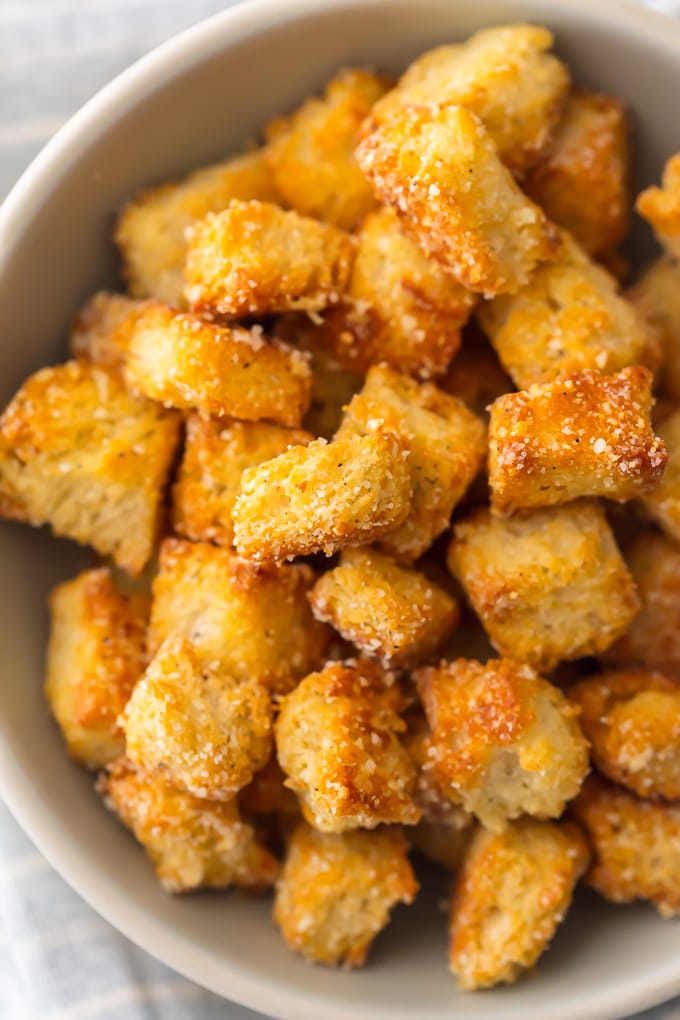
[2,1,680,1017]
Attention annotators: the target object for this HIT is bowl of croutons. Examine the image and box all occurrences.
[2,0,680,1016]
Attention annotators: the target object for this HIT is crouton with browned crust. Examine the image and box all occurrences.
[637,154,680,259]
[69,291,148,368]
[627,256,680,401]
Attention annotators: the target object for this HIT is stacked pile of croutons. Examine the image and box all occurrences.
[3,22,680,991]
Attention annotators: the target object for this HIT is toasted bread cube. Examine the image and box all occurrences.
[275,660,420,832]
[309,547,459,667]
[274,821,417,967]
[239,755,300,823]
[641,409,680,542]
[488,367,667,514]
[172,415,312,546]
[0,361,180,574]
[370,25,569,178]
[572,775,680,916]
[69,291,147,369]
[124,302,311,426]
[637,154,680,259]
[100,759,279,893]
[123,635,272,800]
[148,538,330,695]
[184,201,354,318]
[524,90,630,256]
[477,232,649,388]
[356,104,560,295]
[408,806,474,872]
[265,68,391,230]
[114,148,278,305]
[45,568,149,770]
[416,659,589,831]
[448,503,640,671]
[627,257,680,401]
[569,669,680,800]
[232,429,411,562]
[449,819,589,990]
[339,365,486,561]
[439,325,514,417]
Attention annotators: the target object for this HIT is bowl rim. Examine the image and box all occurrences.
[3,0,680,1017]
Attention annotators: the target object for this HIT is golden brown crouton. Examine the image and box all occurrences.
[524,89,630,256]
[45,568,148,770]
[449,819,589,989]
[239,755,300,823]
[232,428,411,563]
[488,367,667,514]
[309,547,459,667]
[172,415,312,546]
[477,232,649,388]
[439,325,514,417]
[100,759,279,893]
[275,660,420,832]
[637,154,680,259]
[0,361,180,574]
[114,148,278,305]
[448,503,640,672]
[124,303,311,427]
[370,25,569,177]
[148,538,330,695]
[69,291,147,369]
[408,811,474,872]
[569,669,680,800]
[122,635,272,800]
[641,409,680,543]
[572,775,680,916]
[356,104,560,295]
[340,365,486,561]
[415,658,589,831]
[265,68,391,230]
[627,257,680,401]
[273,822,417,966]
[184,201,355,318]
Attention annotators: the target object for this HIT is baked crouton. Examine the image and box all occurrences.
[0,361,180,574]
[148,538,330,695]
[488,367,667,514]
[356,103,560,295]
[273,822,417,966]
[239,755,300,823]
[309,547,459,666]
[45,568,149,769]
[122,635,272,800]
[114,148,278,305]
[572,775,680,916]
[637,154,680,259]
[641,409,680,543]
[124,303,311,426]
[172,415,312,546]
[449,819,589,989]
[100,758,279,893]
[448,503,640,671]
[232,429,411,562]
[627,257,680,401]
[265,68,391,230]
[408,814,474,873]
[69,291,147,369]
[275,660,420,832]
[415,658,589,831]
[184,201,355,318]
[439,325,514,417]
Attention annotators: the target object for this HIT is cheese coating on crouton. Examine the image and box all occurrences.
[124,302,311,426]
[69,291,147,368]
[627,257,680,401]
[449,819,589,989]
[641,409,680,544]
[233,429,411,563]
[309,547,459,667]
[184,201,355,317]
[439,324,514,417]
[100,759,279,893]
[524,89,630,256]
[114,148,278,305]
[356,103,560,295]
[265,68,391,230]
[45,568,149,769]
[416,658,589,831]
[572,775,680,916]
[637,154,680,259]
[448,503,640,672]
[488,367,667,514]
[477,232,649,388]
[340,365,486,561]
[149,538,330,695]
[273,822,417,966]
[370,25,569,177]
[0,361,180,574]
[172,415,312,546]
[275,660,420,832]
[123,635,272,800]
